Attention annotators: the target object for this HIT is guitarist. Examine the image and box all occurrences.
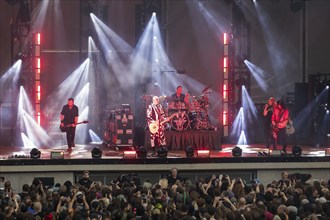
[60,98,79,151]
[147,96,166,156]
[271,100,289,153]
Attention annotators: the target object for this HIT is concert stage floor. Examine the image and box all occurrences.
[0,143,329,167]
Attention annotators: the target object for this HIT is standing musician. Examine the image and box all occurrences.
[171,86,190,108]
[147,96,166,156]
[271,99,289,153]
[263,97,276,148]
[60,98,79,151]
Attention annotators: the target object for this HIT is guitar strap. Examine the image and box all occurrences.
[152,105,159,121]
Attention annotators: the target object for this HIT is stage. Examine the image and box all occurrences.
[0,142,329,168]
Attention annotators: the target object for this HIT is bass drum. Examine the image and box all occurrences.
[170,111,190,131]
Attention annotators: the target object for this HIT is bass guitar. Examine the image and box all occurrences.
[149,115,175,134]
[60,120,89,132]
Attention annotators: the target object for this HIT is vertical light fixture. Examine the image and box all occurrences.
[222,33,229,136]
[33,33,41,126]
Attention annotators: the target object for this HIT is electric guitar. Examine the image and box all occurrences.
[60,120,89,132]
[286,119,295,135]
[149,115,175,134]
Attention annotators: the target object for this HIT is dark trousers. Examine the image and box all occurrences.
[66,127,76,148]
[264,124,272,148]
[273,127,287,152]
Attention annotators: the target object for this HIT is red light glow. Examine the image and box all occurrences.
[223,57,228,68]
[37,33,41,45]
[37,58,41,69]
[37,85,41,101]
[223,84,227,99]
[223,33,228,44]
[223,111,227,125]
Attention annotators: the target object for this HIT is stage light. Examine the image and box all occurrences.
[269,149,281,156]
[292,145,302,156]
[137,147,147,158]
[185,146,195,157]
[157,146,167,158]
[123,151,137,159]
[152,12,156,16]
[50,151,64,159]
[232,146,242,157]
[30,148,41,159]
[91,147,102,159]
[197,150,210,158]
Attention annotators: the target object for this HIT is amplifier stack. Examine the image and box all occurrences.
[104,104,134,149]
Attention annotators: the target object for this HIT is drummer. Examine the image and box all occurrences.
[171,86,190,109]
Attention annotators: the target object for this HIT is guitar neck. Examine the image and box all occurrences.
[66,121,87,127]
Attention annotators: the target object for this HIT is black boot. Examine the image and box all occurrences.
[282,146,287,154]
[151,147,157,157]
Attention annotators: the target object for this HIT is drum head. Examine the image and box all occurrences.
[170,112,190,131]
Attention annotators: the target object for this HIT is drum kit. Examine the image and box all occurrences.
[142,85,212,131]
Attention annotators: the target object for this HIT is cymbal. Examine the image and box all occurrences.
[202,85,212,93]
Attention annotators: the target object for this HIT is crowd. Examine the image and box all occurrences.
[0,169,329,220]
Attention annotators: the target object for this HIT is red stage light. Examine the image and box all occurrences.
[36,33,41,45]
[223,84,227,100]
[223,57,228,68]
[123,151,137,159]
[37,58,41,69]
[37,85,41,101]
[223,33,228,45]
[223,111,227,125]
[197,150,210,158]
